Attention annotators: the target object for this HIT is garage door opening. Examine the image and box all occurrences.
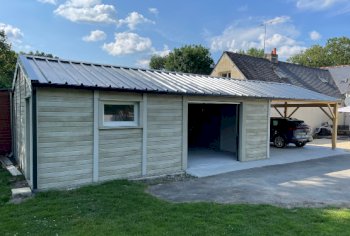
[187,104,239,171]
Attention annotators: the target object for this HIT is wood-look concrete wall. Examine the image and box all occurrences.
[98,92,143,181]
[146,94,183,175]
[13,69,32,183]
[239,101,270,161]
[32,88,270,190]
[37,89,94,189]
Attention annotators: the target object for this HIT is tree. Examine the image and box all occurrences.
[25,50,57,58]
[19,50,58,58]
[149,55,166,70]
[149,45,214,75]
[238,48,264,58]
[326,37,350,66]
[0,30,17,88]
[288,37,350,67]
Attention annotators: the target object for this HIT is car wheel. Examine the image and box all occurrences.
[295,142,306,147]
[274,135,286,148]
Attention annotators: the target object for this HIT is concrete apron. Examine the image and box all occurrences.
[149,154,350,207]
[186,144,347,178]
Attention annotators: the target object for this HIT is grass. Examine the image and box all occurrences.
[0,167,12,205]
[0,167,350,235]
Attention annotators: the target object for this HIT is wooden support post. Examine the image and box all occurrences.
[332,103,338,150]
[284,102,288,118]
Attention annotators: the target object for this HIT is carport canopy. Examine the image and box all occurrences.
[271,100,340,149]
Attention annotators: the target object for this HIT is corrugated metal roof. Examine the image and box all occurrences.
[18,55,339,102]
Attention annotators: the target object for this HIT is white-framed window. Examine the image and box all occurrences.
[101,102,139,127]
[220,72,231,78]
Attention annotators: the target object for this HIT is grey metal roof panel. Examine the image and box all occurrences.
[326,65,350,94]
[225,51,342,98]
[18,55,338,102]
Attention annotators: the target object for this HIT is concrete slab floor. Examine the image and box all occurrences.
[186,140,348,178]
[149,154,350,207]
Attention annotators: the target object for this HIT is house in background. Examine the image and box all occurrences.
[12,55,338,190]
[211,50,343,131]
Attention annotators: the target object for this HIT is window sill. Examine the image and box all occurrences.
[99,126,143,130]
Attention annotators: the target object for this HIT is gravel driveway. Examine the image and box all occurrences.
[148,154,350,208]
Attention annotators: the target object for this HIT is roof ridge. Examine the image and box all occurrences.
[224,51,330,71]
[322,65,350,69]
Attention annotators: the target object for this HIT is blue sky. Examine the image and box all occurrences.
[1,0,349,67]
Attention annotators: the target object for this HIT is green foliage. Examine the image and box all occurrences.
[288,37,350,67]
[0,168,11,205]
[20,50,57,58]
[0,30,17,88]
[0,171,350,235]
[149,45,214,75]
[326,37,350,66]
[238,48,265,58]
[149,55,167,70]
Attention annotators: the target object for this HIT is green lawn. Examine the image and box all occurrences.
[0,167,12,205]
[1,167,350,236]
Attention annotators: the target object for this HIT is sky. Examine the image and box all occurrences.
[0,0,350,68]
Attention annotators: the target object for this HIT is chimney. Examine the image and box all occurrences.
[265,48,278,63]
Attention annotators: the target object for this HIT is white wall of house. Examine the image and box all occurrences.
[271,107,344,132]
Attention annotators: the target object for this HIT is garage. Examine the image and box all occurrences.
[14,55,341,190]
[187,103,239,169]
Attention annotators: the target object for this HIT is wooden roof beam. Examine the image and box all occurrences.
[272,103,337,108]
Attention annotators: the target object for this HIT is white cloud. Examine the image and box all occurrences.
[309,30,322,41]
[135,45,171,69]
[278,45,307,58]
[37,0,57,5]
[136,59,151,68]
[82,30,106,42]
[118,12,155,30]
[209,16,305,59]
[295,0,346,11]
[264,16,291,25]
[149,8,159,15]
[152,45,171,57]
[0,23,23,39]
[102,32,152,56]
[54,0,117,23]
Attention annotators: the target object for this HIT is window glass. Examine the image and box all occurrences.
[104,104,135,122]
[221,72,231,78]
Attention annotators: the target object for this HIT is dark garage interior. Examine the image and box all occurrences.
[188,104,239,162]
